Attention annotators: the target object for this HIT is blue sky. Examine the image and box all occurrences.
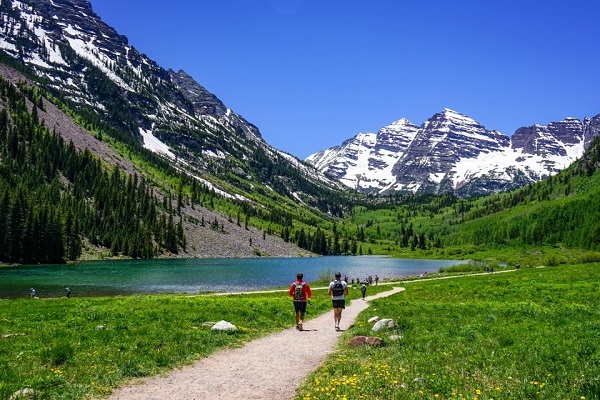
[90,0,600,159]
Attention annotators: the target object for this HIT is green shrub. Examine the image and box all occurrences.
[576,251,600,264]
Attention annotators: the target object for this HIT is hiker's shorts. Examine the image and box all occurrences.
[294,301,307,313]
[332,299,345,309]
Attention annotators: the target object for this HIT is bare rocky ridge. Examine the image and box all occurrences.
[178,203,313,258]
[107,287,405,400]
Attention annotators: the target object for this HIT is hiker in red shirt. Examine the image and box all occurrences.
[289,273,312,331]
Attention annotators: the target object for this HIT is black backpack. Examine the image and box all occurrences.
[293,282,305,300]
[331,280,344,296]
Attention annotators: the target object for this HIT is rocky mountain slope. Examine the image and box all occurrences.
[0,62,313,259]
[0,0,349,258]
[307,109,600,196]
[0,0,341,194]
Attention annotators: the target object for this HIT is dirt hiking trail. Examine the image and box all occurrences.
[108,286,404,400]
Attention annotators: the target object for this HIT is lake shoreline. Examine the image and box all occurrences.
[0,256,466,299]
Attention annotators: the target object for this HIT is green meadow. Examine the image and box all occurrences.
[0,279,387,399]
[2,263,599,399]
[297,263,600,400]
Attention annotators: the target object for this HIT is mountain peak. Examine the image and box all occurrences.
[388,118,416,127]
[392,117,413,124]
[307,109,599,196]
[436,108,476,123]
[440,108,466,117]
[441,107,460,114]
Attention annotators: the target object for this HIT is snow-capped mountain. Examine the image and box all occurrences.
[306,118,420,191]
[2,0,597,202]
[0,0,343,206]
[0,0,264,153]
[307,109,600,196]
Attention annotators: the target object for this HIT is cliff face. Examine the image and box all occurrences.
[584,115,600,148]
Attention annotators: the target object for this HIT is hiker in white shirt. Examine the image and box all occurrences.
[327,272,348,331]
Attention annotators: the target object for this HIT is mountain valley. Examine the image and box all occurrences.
[0,0,598,264]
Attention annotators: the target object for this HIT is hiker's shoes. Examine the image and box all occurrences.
[296,323,303,331]
[335,324,340,331]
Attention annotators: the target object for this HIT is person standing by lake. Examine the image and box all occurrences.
[361,283,367,300]
[289,273,312,331]
[328,272,348,331]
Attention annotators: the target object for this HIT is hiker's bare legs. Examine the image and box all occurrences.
[333,308,343,327]
[295,311,306,330]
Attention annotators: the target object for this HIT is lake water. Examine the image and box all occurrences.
[0,256,464,299]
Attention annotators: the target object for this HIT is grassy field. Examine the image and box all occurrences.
[0,279,389,399]
[296,263,600,399]
[2,263,599,399]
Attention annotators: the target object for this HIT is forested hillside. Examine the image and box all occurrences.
[0,76,185,263]
[0,69,369,263]
[443,155,600,250]
[339,139,600,260]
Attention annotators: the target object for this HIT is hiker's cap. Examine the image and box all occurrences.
[297,273,303,279]
[335,272,341,278]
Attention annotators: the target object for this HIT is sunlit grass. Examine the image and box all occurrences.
[0,293,303,398]
[1,294,282,398]
[0,280,391,400]
[297,263,600,399]
[4,264,597,399]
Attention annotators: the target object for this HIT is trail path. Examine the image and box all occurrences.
[108,287,404,400]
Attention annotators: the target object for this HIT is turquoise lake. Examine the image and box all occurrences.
[0,256,464,299]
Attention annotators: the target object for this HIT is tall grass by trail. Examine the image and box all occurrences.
[297,263,600,400]
[0,280,390,399]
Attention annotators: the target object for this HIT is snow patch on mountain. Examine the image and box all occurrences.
[140,127,175,159]
[62,24,135,92]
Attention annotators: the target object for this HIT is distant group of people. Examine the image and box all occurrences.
[28,287,71,299]
[347,274,378,286]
